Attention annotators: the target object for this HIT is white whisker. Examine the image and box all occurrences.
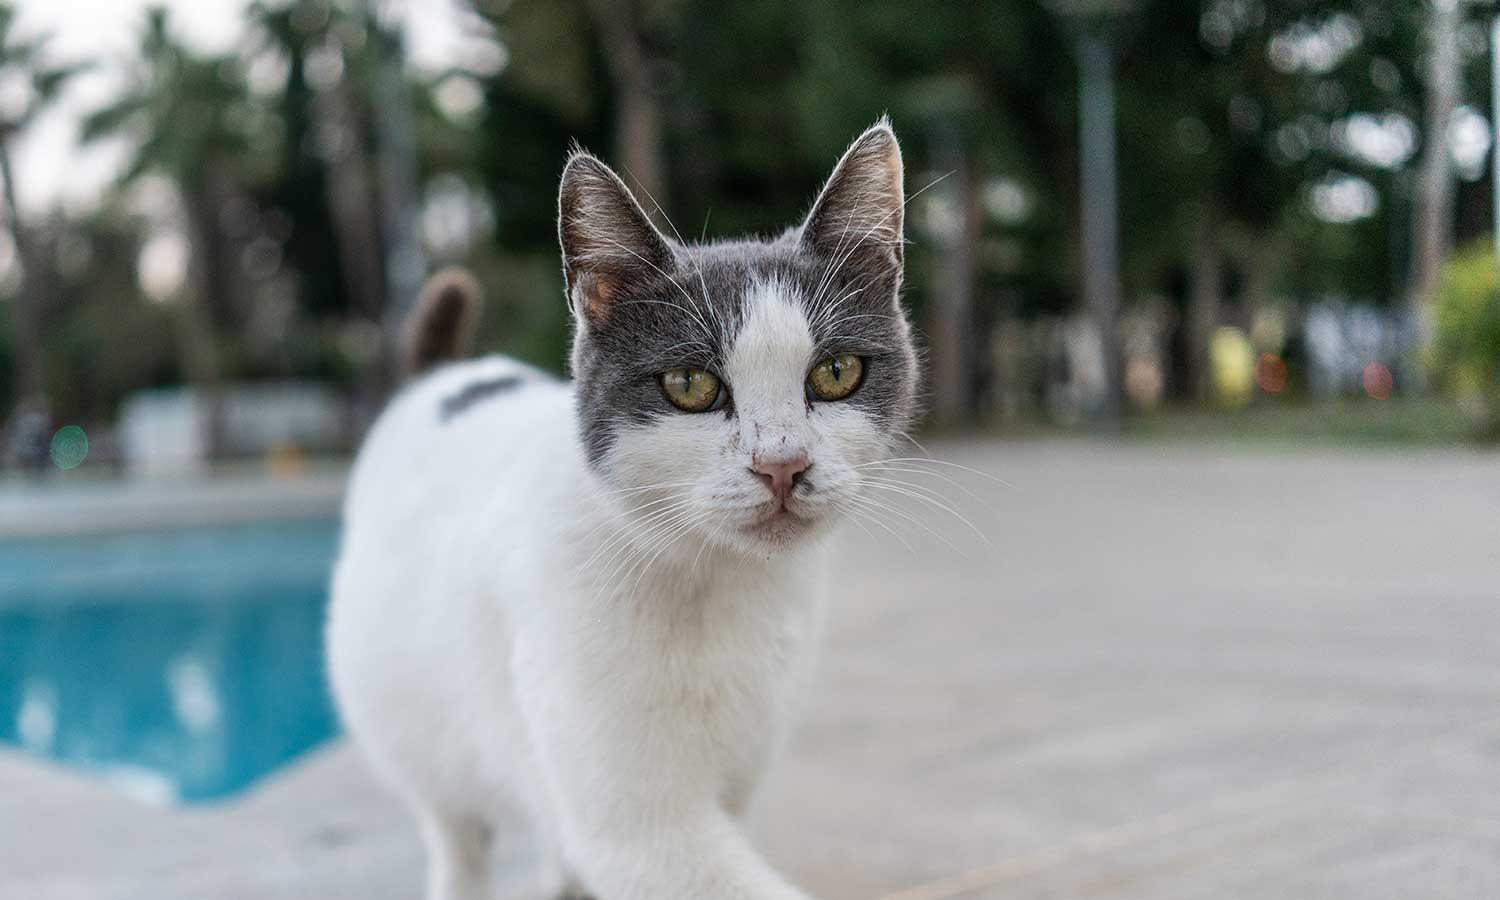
[856,457,1013,489]
[860,477,992,550]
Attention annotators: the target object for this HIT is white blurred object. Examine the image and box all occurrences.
[119,382,346,476]
[119,389,208,477]
[1048,315,1110,422]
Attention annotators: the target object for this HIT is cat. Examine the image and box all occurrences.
[327,119,919,900]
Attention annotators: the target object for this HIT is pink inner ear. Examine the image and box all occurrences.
[576,271,614,322]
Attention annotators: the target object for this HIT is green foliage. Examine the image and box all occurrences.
[1128,397,1473,447]
[0,2,89,133]
[1431,240,1500,437]
[79,9,260,185]
[35,209,180,421]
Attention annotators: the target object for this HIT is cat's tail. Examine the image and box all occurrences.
[401,268,483,377]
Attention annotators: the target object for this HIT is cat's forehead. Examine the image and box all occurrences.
[587,239,810,363]
[675,238,817,305]
[657,240,843,348]
[724,276,815,397]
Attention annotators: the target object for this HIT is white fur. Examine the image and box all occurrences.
[328,282,892,899]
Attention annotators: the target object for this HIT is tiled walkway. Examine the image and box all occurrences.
[3,441,1497,899]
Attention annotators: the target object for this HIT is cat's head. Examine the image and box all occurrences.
[559,120,919,553]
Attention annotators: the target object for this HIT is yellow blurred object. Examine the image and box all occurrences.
[266,442,310,478]
[1210,326,1255,408]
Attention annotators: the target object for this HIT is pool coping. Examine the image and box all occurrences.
[0,466,347,539]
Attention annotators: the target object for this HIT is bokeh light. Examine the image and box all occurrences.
[1254,352,1288,394]
[1210,326,1255,408]
[1362,361,1393,401]
[49,425,89,470]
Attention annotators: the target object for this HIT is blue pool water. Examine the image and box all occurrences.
[0,519,341,804]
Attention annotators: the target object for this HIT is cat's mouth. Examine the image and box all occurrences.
[740,500,817,542]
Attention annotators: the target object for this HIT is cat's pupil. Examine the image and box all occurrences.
[831,359,842,381]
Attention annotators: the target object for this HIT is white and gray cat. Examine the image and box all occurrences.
[328,120,919,900]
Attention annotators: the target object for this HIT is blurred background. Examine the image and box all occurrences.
[1,0,1499,462]
[2,1,1499,898]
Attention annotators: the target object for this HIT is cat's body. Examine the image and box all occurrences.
[330,353,825,897]
[328,122,917,900]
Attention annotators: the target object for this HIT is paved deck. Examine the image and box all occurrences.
[2,440,1498,899]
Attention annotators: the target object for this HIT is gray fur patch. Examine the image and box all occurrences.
[440,375,526,422]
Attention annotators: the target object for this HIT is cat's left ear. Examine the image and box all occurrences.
[558,150,674,326]
[799,117,905,287]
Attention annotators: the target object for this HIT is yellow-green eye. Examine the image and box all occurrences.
[807,354,865,401]
[659,367,724,412]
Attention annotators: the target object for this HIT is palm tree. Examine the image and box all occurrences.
[245,0,356,323]
[0,2,81,408]
[250,1,437,396]
[80,7,254,457]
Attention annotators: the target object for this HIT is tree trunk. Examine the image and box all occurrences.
[1240,239,1276,316]
[321,81,388,327]
[1186,208,1222,403]
[1076,33,1124,425]
[585,0,669,210]
[928,124,980,426]
[1411,0,1461,311]
[369,20,424,386]
[181,178,227,460]
[317,78,394,413]
[0,137,41,406]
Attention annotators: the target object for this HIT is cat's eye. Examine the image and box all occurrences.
[659,367,724,412]
[807,354,865,402]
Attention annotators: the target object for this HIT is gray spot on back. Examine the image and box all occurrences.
[441,375,526,422]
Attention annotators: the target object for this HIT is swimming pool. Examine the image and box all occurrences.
[0,519,341,804]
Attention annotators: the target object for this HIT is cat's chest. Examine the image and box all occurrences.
[594,569,823,722]
[637,583,821,790]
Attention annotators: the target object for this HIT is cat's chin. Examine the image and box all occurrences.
[734,505,824,550]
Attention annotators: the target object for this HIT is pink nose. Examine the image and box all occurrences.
[750,453,809,505]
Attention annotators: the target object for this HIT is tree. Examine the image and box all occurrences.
[779,0,1079,423]
[0,2,80,410]
[80,7,257,457]
[583,0,670,206]
[248,0,394,397]
[246,0,352,322]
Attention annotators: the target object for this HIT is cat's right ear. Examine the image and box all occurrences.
[798,119,905,285]
[558,150,673,326]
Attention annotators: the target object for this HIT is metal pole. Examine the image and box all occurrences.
[1491,16,1500,263]
[1077,32,1124,425]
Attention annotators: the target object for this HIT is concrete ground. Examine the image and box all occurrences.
[2,439,1497,899]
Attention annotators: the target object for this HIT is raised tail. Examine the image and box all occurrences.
[401,268,483,378]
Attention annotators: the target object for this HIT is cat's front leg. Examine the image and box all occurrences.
[514,640,815,900]
[555,801,812,900]
[416,810,492,900]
